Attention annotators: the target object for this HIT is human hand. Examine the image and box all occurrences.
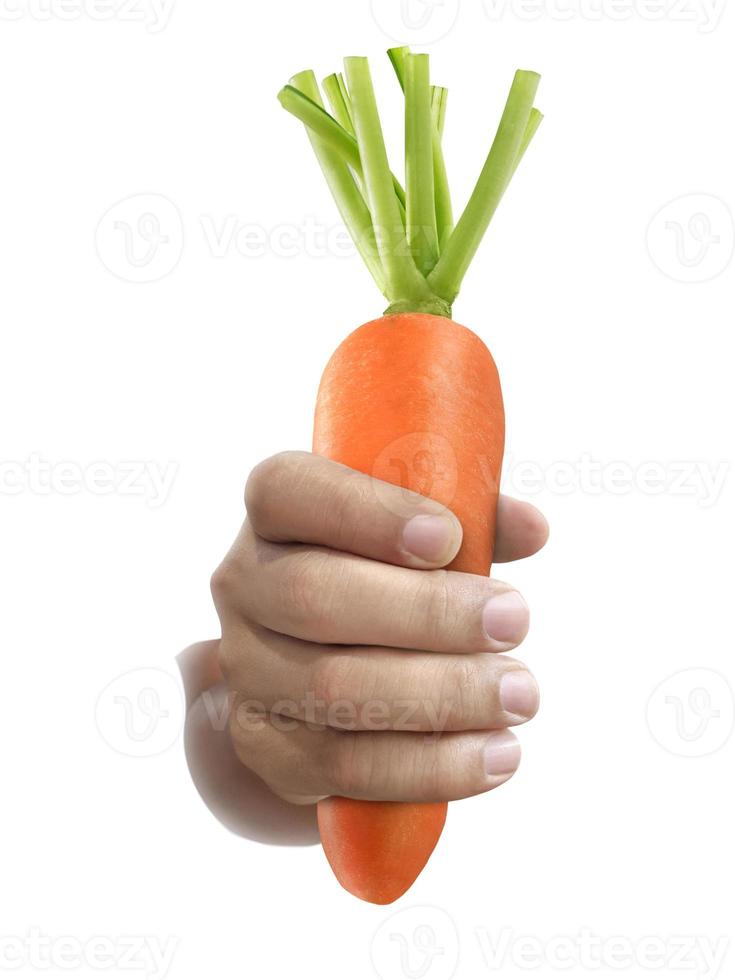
[209,451,548,807]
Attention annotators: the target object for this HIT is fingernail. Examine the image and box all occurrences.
[484,731,521,776]
[482,591,529,644]
[402,514,459,564]
[500,671,539,719]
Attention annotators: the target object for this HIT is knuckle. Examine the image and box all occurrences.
[279,551,330,628]
[425,570,452,621]
[309,655,369,719]
[210,528,257,616]
[210,553,245,614]
[439,658,479,728]
[443,739,477,797]
[325,733,376,798]
[227,714,300,800]
[328,471,379,549]
[419,744,448,799]
[244,451,310,531]
[210,537,246,596]
[210,557,235,608]
[417,570,456,644]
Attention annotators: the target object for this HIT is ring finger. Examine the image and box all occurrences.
[219,624,540,732]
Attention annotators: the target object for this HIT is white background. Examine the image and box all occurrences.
[1,1,734,978]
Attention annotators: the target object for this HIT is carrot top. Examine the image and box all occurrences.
[278,49,542,319]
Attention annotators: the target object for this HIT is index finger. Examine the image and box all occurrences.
[245,451,463,570]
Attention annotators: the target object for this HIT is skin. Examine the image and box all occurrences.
[180,451,548,843]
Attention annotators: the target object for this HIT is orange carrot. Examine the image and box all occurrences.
[317,800,447,907]
[279,50,542,903]
[314,313,503,903]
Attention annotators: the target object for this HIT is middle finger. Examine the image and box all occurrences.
[229,525,530,653]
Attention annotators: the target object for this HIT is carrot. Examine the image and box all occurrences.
[279,49,542,904]
[313,313,502,905]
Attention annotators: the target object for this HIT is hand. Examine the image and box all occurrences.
[209,451,548,807]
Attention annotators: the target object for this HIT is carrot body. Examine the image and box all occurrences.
[317,799,447,906]
[312,311,505,903]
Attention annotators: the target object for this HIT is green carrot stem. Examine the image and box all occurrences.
[405,53,439,275]
[430,87,453,252]
[390,48,452,256]
[279,84,362,179]
[343,56,434,307]
[431,86,448,140]
[387,46,409,89]
[321,73,365,203]
[322,72,355,136]
[432,134,453,253]
[336,74,353,124]
[514,107,543,176]
[279,53,542,318]
[278,83,406,214]
[287,70,385,291]
[428,69,540,304]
